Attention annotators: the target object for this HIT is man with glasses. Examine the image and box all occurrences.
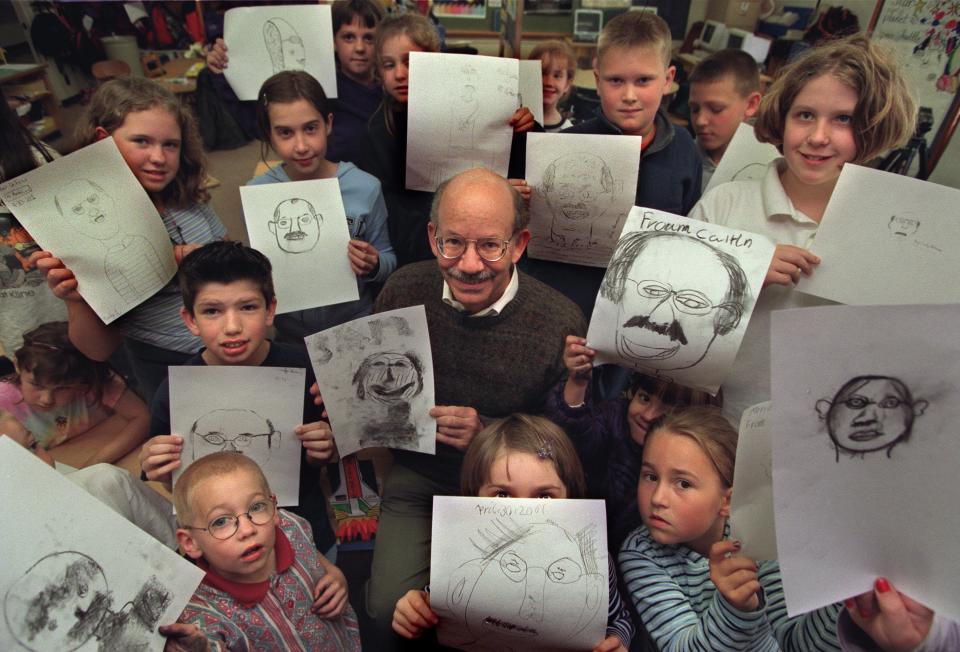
[365,167,586,644]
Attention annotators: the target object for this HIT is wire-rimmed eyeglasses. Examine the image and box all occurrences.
[184,496,276,540]
[435,233,515,262]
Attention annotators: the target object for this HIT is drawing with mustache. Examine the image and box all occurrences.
[600,230,748,372]
[269,197,321,254]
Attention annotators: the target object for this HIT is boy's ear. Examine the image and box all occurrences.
[719,487,732,517]
[326,114,334,137]
[177,528,205,560]
[93,126,110,141]
[180,307,201,336]
[265,297,278,327]
[664,64,676,88]
[744,91,762,118]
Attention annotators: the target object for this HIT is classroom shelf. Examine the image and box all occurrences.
[0,63,62,140]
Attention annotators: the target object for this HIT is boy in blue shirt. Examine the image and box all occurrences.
[523,11,702,318]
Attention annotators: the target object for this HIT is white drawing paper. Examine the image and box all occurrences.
[586,207,774,395]
[223,5,338,101]
[0,436,204,652]
[526,132,641,266]
[770,304,960,621]
[407,52,518,191]
[518,59,544,126]
[305,306,435,457]
[0,138,177,324]
[431,496,608,651]
[729,401,777,560]
[796,165,960,305]
[703,122,779,193]
[169,366,305,507]
[240,178,359,313]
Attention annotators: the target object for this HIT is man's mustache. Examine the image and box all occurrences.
[622,315,688,345]
[445,268,496,283]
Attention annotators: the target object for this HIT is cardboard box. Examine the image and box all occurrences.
[706,0,763,31]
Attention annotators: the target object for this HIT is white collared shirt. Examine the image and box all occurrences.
[441,267,519,317]
[690,157,820,248]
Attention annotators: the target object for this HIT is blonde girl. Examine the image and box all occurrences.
[619,406,841,650]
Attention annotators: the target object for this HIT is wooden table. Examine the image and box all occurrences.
[154,57,204,95]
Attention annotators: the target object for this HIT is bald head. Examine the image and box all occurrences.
[430,168,528,232]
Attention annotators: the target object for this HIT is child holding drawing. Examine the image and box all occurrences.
[391,414,634,652]
[139,242,339,557]
[359,12,535,268]
[546,334,720,548]
[32,77,227,404]
[247,70,396,341]
[618,406,841,650]
[688,35,916,422]
[0,321,148,466]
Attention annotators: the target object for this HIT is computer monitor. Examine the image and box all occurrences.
[695,19,728,53]
[725,28,772,64]
[573,9,603,43]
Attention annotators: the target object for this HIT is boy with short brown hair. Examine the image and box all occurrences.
[162,452,360,651]
[525,11,701,318]
[689,48,763,189]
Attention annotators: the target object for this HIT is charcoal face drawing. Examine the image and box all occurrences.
[444,518,604,650]
[54,179,167,302]
[189,408,280,461]
[264,17,305,74]
[599,230,748,371]
[540,153,618,249]
[4,551,171,652]
[816,375,928,461]
[352,351,424,448]
[269,198,322,253]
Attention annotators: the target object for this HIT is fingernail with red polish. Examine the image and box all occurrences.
[876,577,891,593]
[844,599,855,610]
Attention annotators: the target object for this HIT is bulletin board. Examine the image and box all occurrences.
[869,0,960,173]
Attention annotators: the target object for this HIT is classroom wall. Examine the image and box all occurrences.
[929,131,960,189]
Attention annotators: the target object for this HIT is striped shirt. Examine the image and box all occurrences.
[114,202,226,352]
[618,525,840,651]
[178,510,361,652]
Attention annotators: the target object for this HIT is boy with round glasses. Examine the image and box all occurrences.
[161,452,361,650]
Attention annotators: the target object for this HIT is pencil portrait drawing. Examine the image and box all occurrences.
[599,230,749,372]
[54,179,167,302]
